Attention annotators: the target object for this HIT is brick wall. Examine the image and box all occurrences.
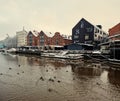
[27,31,72,47]
[51,32,65,46]
[109,23,120,36]
[27,31,38,46]
[37,31,51,46]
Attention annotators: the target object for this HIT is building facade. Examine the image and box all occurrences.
[72,18,108,47]
[27,30,72,50]
[3,36,17,48]
[51,32,72,46]
[37,31,53,47]
[109,23,120,37]
[27,31,38,46]
[37,31,72,49]
[16,29,28,47]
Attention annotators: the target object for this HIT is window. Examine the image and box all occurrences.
[81,21,84,28]
[40,35,44,39]
[94,34,97,37]
[75,29,79,34]
[86,27,93,32]
[40,39,44,42]
[74,35,79,39]
[95,28,99,33]
[85,34,89,40]
[56,40,58,45]
[98,36,100,40]
[95,28,97,33]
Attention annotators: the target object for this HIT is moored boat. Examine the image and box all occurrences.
[41,50,83,60]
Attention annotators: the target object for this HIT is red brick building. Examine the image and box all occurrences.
[37,31,53,47]
[51,32,72,46]
[27,30,72,50]
[27,31,38,46]
[109,23,120,36]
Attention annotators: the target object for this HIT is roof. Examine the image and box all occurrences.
[32,30,39,37]
[44,32,54,37]
[109,23,120,30]
[16,29,28,34]
[73,18,108,34]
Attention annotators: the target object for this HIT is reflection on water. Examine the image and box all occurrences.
[108,69,120,86]
[0,53,120,101]
[71,63,103,76]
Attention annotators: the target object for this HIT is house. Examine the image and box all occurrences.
[37,31,54,50]
[51,32,72,49]
[27,30,38,46]
[37,31,72,50]
[27,30,72,50]
[51,32,71,46]
[109,23,120,40]
[72,18,108,49]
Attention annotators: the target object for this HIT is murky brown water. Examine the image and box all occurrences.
[0,53,120,101]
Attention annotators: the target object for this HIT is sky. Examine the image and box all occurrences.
[0,0,120,40]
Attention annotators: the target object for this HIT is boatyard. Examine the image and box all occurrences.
[0,53,120,101]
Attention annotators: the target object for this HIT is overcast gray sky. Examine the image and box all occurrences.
[0,0,120,40]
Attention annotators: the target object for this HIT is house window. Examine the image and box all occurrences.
[95,28,99,33]
[95,28,97,33]
[98,30,99,33]
[86,27,93,32]
[81,21,84,28]
[40,35,44,39]
[56,40,58,45]
[98,36,100,40]
[41,39,44,42]
[94,34,97,37]
[85,34,89,40]
[75,29,79,34]
[74,35,79,39]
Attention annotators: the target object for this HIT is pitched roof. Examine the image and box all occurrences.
[74,18,108,34]
[44,31,54,37]
[32,30,39,37]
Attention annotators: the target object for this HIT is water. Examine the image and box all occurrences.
[0,53,120,101]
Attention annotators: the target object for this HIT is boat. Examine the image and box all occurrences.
[7,48,16,53]
[1,49,8,55]
[41,50,83,60]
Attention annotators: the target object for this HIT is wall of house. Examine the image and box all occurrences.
[64,39,72,45]
[51,32,65,46]
[16,30,28,47]
[72,18,108,48]
[72,18,94,44]
[109,23,120,36]
[37,31,52,47]
[27,31,72,50]
[27,31,38,46]
[3,36,17,48]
